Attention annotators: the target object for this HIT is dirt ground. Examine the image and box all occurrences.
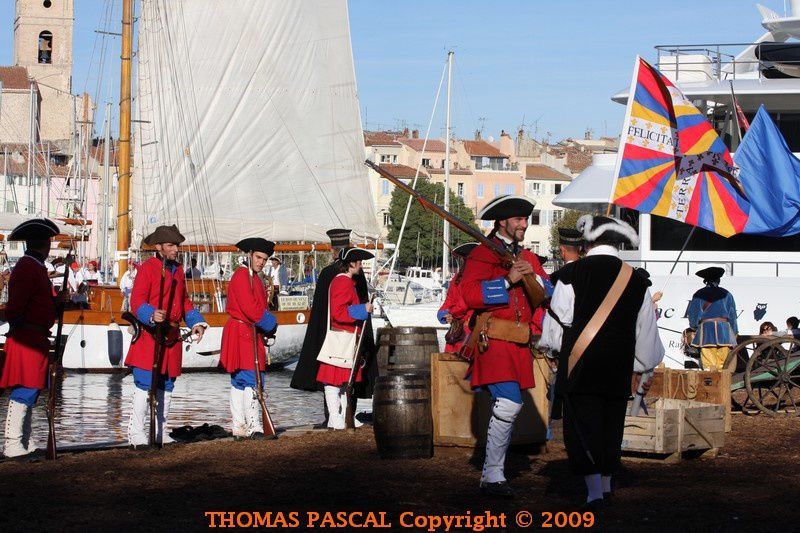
[1,415,799,532]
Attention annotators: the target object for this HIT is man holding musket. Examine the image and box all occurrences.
[539,215,663,509]
[125,225,207,448]
[0,219,64,458]
[459,195,549,498]
[219,238,278,439]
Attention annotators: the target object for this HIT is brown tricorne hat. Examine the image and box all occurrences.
[143,224,185,245]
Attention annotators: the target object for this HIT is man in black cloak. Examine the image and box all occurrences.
[290,229,377,425]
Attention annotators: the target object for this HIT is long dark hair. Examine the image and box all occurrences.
[335,259,359,274]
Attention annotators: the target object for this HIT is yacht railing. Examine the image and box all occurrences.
[625,259,800,277]
[654,42,800,82]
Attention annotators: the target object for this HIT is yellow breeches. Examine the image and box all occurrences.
[700,346,730,371]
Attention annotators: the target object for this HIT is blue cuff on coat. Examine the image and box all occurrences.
[136,303,155,325]
[481,278,509,305]
[543,278,555,298]
[256,310,277,333]
[184,309,205,328]
[437,309,449,324]
[348,304,369,321]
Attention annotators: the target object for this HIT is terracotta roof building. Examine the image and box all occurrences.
[525,164,572,181]
[0,66,32,90]
[462,139,507,158]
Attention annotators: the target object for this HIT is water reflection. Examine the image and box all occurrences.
[0,370,350,448]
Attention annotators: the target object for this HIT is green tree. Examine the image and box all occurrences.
[387,179,478,269]
[549,209,585,255]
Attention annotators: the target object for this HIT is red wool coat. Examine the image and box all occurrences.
[460,241,549,389]
[124,256,197,378]
[219,267,269,372]
[316,274,364,385]
[439,279,473,353]
[0,255,57,390]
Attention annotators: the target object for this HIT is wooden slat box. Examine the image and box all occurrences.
[646,367,732,432]
[430,353,550,447]
[622,398,726,459]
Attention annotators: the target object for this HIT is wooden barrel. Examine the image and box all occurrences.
[372,373,433,459]
[377,327,439,375]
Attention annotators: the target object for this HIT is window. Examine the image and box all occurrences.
[530,182,542,196]
[554,183,562,194]
[392,154,397,163]
[552,210,563,223]
[381,180,390,196]
[493,184,501,197]
[38,31,53,64]
[504,184,515,195]
[440,159,445,169]
[380,154,390,163]
[382,212,391,227]
[476,183,484,198]
[422,158,431,168]
[531,210,541,225]
[457,182,464,197]
[531,242,540,254]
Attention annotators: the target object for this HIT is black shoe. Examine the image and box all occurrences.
[479,481,515,499]
[580,498,605,512]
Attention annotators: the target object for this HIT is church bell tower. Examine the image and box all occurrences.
[13,0,75,143]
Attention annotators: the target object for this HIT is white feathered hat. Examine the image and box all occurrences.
[576,214,639,247]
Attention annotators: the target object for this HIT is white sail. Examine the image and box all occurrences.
[132,0,378,245]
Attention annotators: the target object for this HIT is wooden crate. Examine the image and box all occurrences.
[430,353,549,448]
[646,367,732,432]
[622,398,726,461]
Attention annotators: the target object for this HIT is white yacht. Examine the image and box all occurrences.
[555,4,800,368]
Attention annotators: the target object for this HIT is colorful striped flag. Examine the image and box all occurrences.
[611,57,750,237]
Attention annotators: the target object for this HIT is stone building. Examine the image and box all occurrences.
[4,0,76,147]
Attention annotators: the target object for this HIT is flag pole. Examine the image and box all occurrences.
[658,225,697,295]
[606,57,642,219]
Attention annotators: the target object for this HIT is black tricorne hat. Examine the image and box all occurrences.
[9,218,59,241]
[695,266,725,282]
[326,228,352,248]
[236,238,275,256]
[478,195,536,221]
[452,242,478,258]
[337,247,374,262]
[143,224,185,245]
[577,215,639,247]
[558,227,583,247]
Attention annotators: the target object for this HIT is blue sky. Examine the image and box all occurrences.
[0,0,787,141]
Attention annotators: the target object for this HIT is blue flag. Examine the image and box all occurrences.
[737,105,800,236]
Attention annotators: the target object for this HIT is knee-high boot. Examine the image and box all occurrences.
[128,387,150,447]
[481,397,522,484]
[230,386,247,438]
[3,400,30,458]
[324,385,344,430]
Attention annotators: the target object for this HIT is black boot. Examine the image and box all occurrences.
[479,481,515,499]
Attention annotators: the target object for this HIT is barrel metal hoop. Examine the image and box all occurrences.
[374,399,430,406]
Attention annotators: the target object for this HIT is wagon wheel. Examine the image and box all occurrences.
[745,337,800,417]
[727,338,761,414]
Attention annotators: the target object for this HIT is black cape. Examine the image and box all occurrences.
[290,265,377,398]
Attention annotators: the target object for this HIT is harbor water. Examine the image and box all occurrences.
[0,370,355,448]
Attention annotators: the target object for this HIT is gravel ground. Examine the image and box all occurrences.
[1,414,798,532]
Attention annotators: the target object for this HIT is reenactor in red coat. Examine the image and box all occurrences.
[125,225,207,448]
[459,195,549,498]
[219,238,278,439]
[437,242,478,353]
[315,247,374,430]
[1,219,63,458]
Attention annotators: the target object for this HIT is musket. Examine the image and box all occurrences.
[343,293,376,429]
[149,256,177,447]
[366,160,545,308]
[45,247,74,461]
[250,260,277,439]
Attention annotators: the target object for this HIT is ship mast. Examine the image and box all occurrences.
[116,0,133,281]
